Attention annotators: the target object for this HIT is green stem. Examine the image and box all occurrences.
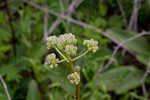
[68,60,80,100]
[68,58,75,73]
[72,50,89,61]
[58,59,66,63]
[55,47,69,62]
[76,83,80,100]
[55,47,82,100]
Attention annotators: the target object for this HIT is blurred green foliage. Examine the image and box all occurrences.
[0,0,150,100]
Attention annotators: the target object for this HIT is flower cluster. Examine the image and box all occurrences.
[58,33,77,45]
[45,33,78,68]
[46,36,57,49]
[67,72,80,85]
[45,53,59,68]
[83,39,98,52]
[65,45,77,56]
[46,33,77,55]
[56,33,77,51]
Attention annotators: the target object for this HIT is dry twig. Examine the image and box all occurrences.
[0,74,11,100]
[117,0,127,26]
[43,5,49,41]
[141,62,150,83]
[142,84,147,97]
[128,0,142,31]
[43,6,48,40]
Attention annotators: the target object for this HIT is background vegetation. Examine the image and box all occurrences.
[0,0,150,100]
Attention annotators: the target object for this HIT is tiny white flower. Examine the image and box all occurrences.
[65,45,77,56]
[83,39,99,52]
[56,33,77,50]
[67,72,80,85]
[46,36,57,49]
[45,53,59,68]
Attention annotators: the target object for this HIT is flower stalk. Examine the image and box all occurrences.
[68,60,80,100]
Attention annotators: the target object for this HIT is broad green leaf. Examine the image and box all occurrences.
[0,65,21,81]
[95,66,143,94]
[106,28,150,65]
[26,80,41,100]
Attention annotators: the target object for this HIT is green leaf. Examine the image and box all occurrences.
[108,16,124,28]
[95,66,143,94]
[0,94,7,100]
[0,65,21,81]
[106,28,150,65]
[26,80,41,100]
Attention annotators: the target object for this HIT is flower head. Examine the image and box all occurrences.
[83,39,98,52]
[67,72,80,85]
[56,33,77,50]
[65,45,77,56]
[45,53,59,68]
[46,36,57,49]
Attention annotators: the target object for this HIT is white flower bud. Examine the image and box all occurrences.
[45,53,59,68]
[75,66,80,72]
[65,45,77,56]
[46,36,57,49]
[83,39,98,52]
[67,72,80,85]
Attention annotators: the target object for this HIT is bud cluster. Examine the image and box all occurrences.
[46,33,78,56]
[83,39,98,52]
[67,72,80,85]
[46,36,57,49]
[45,53,59,68]
[65,45,77,56]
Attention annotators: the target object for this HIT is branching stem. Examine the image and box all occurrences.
[54,47,68,62]
[72,50,89,61]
